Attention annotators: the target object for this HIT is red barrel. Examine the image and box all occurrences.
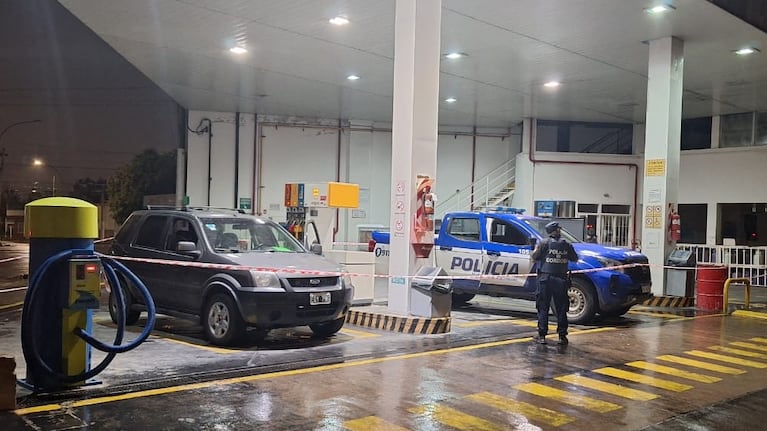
[696,265,728,311]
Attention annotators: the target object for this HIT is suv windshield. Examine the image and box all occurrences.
[523,219,581,243]
[200,217,305,253]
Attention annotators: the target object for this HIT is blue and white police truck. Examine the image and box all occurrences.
[370,211,652,323]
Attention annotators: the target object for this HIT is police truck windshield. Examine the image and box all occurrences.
[523,219,581,243]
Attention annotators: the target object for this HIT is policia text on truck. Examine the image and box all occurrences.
[370,210,652,323]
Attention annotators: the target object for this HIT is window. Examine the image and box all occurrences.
[447,217,480,242]
[488,218,529,246]
[681,117,711,150]
[115,213,141,244]
[755,113,767,145]
[720,112,754,148]
[536,120,633,155]
[135,216,168,249]
[601,204,631,215]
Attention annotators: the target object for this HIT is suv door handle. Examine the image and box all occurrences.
[439,246,452,251]
[487,250,501,256]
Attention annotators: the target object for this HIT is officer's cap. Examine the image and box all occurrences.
[545,221,560,234]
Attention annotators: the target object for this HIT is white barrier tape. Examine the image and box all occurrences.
[95,237,114,243]
[0,256,25,264]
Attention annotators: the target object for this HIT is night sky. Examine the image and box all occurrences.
[0,0,180,196]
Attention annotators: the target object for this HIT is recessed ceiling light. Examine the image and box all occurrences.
[229,46,248,54]
[329,16,349,26]
[543,81,561,88]
[734,47,759,56]
[445,97,457,103]
[645,4,675,14]
[347,74,360,81]
[444,52,467,60]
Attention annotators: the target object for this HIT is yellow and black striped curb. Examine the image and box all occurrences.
[642,296,695,308]
[345,309,451,334]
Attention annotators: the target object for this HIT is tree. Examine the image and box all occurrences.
[72,177,108,203]
[108,149,176,224]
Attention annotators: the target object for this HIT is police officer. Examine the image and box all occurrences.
[531,221,578,345]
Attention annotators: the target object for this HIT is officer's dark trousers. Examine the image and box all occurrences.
[536,274,569,337]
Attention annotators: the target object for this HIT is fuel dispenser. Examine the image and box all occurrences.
[20,197,155,392]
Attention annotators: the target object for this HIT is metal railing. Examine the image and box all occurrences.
[676,243,767,287]
[436,160,515,217]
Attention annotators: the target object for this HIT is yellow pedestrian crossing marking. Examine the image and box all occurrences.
[592,367,693,392]
[708,345,767,359]
[555,374,659,401]
[627,310,685,319]
[466,392,575,427]
[453,319,517,328]
[343,416,409,431]
[514,382,622,412]
[686,350,767,368]
[731,341,767,352]
[656,355,745,375]
[409,405,506,431]
[626,361,721,383]
[504,319,559,331]
[750,337,767,344]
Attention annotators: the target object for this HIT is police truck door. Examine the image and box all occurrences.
[434,215,483,293]
[481,217,534,296]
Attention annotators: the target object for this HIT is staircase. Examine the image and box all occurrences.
[436,159,516,216]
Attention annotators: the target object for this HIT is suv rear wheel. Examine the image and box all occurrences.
[309,317,345,337]
[567,278,597,324]
[108,283,141,326]
[203,293,245,346]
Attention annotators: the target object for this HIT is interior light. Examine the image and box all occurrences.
[445,97,457,103]
[346,74,360,81]
[734,47,759,56]
[229,46,248,54]
[329,16,349,26]
[646,4,675,14]
[444,52,466,59]
[543,81,561,88]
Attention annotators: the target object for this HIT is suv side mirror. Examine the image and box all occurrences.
[177,241,202,258]
[528,237,538,248]
[310,242,323,255]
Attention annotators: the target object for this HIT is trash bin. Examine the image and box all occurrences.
[696,264,728,311]
[665,249,696,297]
[410,266,452,318]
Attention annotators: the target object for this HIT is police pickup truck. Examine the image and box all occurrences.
[370,211,652,323]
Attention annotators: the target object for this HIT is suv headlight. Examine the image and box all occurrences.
[250,270,281,288]
[595,256,625,273]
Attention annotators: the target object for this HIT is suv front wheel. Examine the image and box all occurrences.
[203,293,245,346]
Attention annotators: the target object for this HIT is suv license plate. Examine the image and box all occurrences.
[310,292,331,305]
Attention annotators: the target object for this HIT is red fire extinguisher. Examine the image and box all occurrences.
[668,210,681,242]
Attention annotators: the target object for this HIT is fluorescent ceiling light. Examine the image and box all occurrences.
[229,46,248,54]
[543,81,561,88]
[734,47,759,56]
[347,74,360,81]
[444,52,466,59]
[329,16,349,26]
[646,4,675,14]
[445,97,457,103]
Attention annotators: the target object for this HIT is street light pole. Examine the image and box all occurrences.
[0,120,42,173]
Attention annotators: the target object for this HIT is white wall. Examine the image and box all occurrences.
[186,111,256,210]
[186,112,522,243]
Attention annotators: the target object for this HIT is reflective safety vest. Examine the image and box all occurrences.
[539,237,570,275]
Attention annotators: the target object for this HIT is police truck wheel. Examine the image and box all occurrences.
[567,279,597,324]
[109,289,141,326]
[309,317,345,337]
[452,293,475,304]
[203,293,245,346]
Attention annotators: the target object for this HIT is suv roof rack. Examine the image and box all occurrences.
[185,206,246,214]
[145,205,183,210]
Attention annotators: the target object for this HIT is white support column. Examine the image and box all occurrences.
[641,37,684,296]
[388,0,442,315]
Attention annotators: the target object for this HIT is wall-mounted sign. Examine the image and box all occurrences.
[645,159,666,176]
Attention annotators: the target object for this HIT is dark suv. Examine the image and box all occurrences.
[109,207,353,345]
